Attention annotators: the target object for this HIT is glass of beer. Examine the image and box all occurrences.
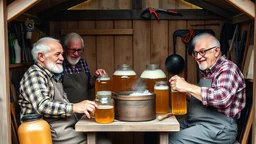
[154,81,169,114]
[171,89,187,115]
[95,91,114,124]
[95,74,112,94]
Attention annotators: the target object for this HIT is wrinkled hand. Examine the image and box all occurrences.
[73,100,98,118]
[169,75,189,93]
[94,69,107,78]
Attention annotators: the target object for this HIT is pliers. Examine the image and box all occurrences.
[140,7,182,20]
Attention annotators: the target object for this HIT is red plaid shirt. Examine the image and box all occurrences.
[200,56,246,119]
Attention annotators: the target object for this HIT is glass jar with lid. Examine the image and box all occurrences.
[95,73,112,95]
[140,64,167,92]
[95,91,114,123]
[112,64,137,92]
[18,114,52,144]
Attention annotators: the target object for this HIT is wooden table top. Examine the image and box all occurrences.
[75,115,180,132]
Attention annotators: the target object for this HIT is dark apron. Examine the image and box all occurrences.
[169,78,237,144]
[63,67,89,119]
[44,78,87,144]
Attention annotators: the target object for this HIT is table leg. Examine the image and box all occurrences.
[159,132,168,144]
[87,132,96,144]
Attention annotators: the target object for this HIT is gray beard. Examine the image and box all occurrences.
[66,56,81,65]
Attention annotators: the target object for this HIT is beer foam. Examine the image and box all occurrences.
[97,105,114,109]
[140,70,166,79]
[97,91,112,96]
[129,90,152,96]
[97,77,110,81]
[154,85,169,90]
[113,70,136,76]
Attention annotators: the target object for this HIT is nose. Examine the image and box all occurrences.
[60,54,64,61]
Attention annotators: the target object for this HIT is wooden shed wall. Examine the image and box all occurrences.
[49,19,222,88]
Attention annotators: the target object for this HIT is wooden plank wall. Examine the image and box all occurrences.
[50,19,222,82]
[49,19,222,144]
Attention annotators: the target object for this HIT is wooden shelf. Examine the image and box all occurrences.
[9,62,33,69]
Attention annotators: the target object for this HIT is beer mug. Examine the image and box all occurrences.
[154,81,169,114]
[171,89,187,115]
[95,74,112,94]
[95,91,114,124]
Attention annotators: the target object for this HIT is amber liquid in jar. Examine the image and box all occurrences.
[154,81,169,114]
[95,105,114,124]
[95,76,112,94]
[18,114,52,144]
[171,90,187,115]
[140,64,167,92]
[112,71,137,92]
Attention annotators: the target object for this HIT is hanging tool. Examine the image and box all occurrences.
[181,28,195,80]
[140,7,182,20]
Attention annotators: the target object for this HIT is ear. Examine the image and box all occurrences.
[38,52,46,62]
[214,47,221,57]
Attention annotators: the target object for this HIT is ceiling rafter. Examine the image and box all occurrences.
[226,0,255,18]
[185,0,234,19]
[7,0,40,22]
[38,0,87,19]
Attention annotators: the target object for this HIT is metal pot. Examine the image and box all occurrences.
[113,91,156,122]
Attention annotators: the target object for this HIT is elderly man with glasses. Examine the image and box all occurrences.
[61,33,107,118]
[168,33,246,144]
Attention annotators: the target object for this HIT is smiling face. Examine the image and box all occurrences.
[65,38,83,65]
[38,40,64,73]
[193,35,221,71]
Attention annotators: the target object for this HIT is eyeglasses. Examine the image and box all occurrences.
[192,46,216,57]
[66,47,84,53]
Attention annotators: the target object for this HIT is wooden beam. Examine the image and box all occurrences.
[226,0,255,18]
[231,13,253,24]
[46,9,224,20]
[132,0,142,10]
[38,0,87,19]
[185,0,234,19]
[7,0,40,22]
[61,29,133,36]
[252,3,256,144]
[0,0,11,143]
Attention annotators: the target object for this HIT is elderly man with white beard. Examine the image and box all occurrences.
[167,33,246,144]
[18,37,111,144]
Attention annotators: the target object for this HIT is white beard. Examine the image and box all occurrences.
[45,59,63,74]
[66,55,81,65]
[198,63,208,71]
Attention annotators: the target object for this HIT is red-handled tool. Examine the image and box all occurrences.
[140,7,182,20]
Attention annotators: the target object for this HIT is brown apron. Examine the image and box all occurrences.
[44,78,87,144]
[63,67,89,119]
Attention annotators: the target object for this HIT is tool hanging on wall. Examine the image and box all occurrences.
[166,29,215,81]
[140,7,182,20]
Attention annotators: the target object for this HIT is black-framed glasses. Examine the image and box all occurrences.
[192,46,216,57]
[66,47,84,53]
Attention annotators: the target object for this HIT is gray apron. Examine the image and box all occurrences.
[169,78,237,144]
[44,78,87,144]
[63,67,89,119]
